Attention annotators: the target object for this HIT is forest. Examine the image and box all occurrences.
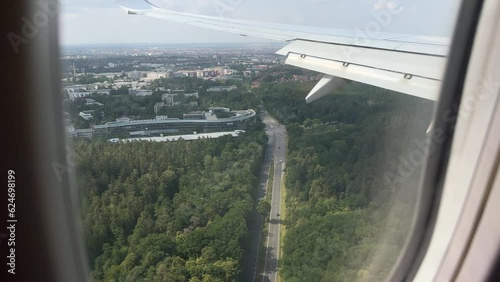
[258,81,434,281]
[73,72,437,281]
[74,122,267,281]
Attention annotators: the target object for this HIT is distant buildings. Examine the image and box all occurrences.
[162,92,199,107]
[95,89,111,95]
[112,80,134,88]
[117,130,245,143]
[207,85,237,92]
[146,71,170,80]
[184,92,199,98]
[85,99,104,106]
[209,107,231,114]
[139,67,236,80]
[183,111,206,120]
[69,91,93,101]
[65,84,111,100]
[79,110,94,120]
[136,91,153,97]
[65,85,92,101]
[196,70,216,77]
[64,85,87,92]
[99,72,122,79]
[253,65,269,70]
[154,102,165,114]
[179,70,197,78]
[129,89,153,96]
[216,75,243,81]
[128,70,144,81]
[163,95,178,107]
[67,128,93,139]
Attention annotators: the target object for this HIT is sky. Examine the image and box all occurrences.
[59,0,461,45]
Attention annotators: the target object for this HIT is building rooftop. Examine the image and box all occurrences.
[113,130,245,143]
[94,109,255,129]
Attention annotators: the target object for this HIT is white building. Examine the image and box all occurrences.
[163,95,180,107]
[79,110,94,120]
[209,107,231,114]
[95,89,111,95]
[162,92,199,106]
[85,98,104,106]
[146,72,169,80]
[69,92,92,101]
[128,70,143,81]
[207,85,238,92]
[129,89,153,96]
[64,85,86,93]
[154,102,165,114]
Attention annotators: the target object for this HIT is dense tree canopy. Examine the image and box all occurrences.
[75,127,267,281]
[259,81,434,281]
[73,73,436,281]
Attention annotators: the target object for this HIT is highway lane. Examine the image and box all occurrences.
[243,113,276,282]
[261,114,287,282]
[242,111,287,282]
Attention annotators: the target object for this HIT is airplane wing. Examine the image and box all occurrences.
[119,1,450,102]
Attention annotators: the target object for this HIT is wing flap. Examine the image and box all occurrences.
[286,53,441,101]
[277,40,446,80]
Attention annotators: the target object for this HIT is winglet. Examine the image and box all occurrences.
[305,76,348,103]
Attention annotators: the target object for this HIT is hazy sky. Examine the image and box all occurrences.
[59,0,461,45]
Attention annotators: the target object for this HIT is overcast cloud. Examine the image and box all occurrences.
[59,0,461,45]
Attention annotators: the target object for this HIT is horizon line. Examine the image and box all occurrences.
[60,41,286,47]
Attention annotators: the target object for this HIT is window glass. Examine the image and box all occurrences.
[59,0,461,281]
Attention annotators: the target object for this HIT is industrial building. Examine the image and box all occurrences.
[86,109,256,139]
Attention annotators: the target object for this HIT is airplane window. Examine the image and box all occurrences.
[58,0,462,281]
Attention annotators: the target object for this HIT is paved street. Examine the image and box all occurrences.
[261,113,287,282]
[242,111,287,282]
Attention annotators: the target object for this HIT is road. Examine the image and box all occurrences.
[261,113,287,282]
[242,111,287,282]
